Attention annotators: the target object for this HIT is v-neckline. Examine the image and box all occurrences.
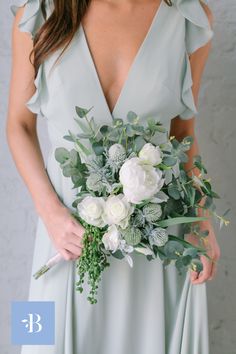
[78,0,165,118]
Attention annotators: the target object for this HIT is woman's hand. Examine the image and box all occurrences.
[40,202,85,261]
[185,221,221,284]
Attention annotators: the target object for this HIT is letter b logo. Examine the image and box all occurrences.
[11,301,55,345]
[21,313,43,333]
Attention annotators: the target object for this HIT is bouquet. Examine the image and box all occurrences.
[33,106,230,304]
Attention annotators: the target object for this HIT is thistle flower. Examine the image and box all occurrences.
[122,226,142,246]
[132,210,145,228]
[149,227,168,247]
[143,203,162,223]
[108,144,126,164]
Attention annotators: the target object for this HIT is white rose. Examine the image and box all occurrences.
[103,194,134,229]
[77,196,106,227]
[139,143,163,166]
[119,157,165,204]
[102,225,121,253]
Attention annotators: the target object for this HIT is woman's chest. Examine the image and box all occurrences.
[40,3,187,135]
[80,0,166,114]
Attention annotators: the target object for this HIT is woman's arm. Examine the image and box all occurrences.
[170,2,221,284]
[6,6,84,261]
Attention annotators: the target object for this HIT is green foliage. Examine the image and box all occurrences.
[167,184,181,200]
[50,106,230,304]
[162,156,178,167]
[54,147,70,164]
[54,147,88,189]
[164,240,184,259]
[190,258,203,273]
[75,105,93,118]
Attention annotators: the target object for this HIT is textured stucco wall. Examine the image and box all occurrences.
[0,1,235,354]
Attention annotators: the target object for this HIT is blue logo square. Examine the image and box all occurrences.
[11,301,55,345]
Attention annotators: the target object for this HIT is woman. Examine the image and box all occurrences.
[7,0,221,353]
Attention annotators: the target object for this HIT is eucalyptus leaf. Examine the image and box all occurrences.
[112,249,125,260]
[175,258,186,273]
[125,124,135,137]
[163,156,177,167]
[171,139,179,149]
[134,136,146,152]
[182,255,192,266]
[178,151,189,163]
[127,111,138,123]
[164,169,173,184]
[55,147,70,164]
[179,170,187,182]
[75,105,93,118]
[191,258,203,273]
[76,133,93,139]
[183,247,198,258]
[164,240,184,259]
[131,125,144,134]
[62,165,79,178]
[100,125,109,136]
[75,140,91,156]
[90,117,96,131]
[154,125,167,133]
[189,187,196,207]
[70,149,79,167]
[152,191,169,203]
[72,179,86,189]
[168,184,181,200]
[181,136,194,146]
[63,135,74,142]
[204,196,213,209]
[113,118,123,127]
[107,130,120,142]
[74,118,91,134]
[92,141,104,156]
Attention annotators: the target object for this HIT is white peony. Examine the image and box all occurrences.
[139,143,163,166]
[119,157,165,204]
[102,225,121,253]
[103,194,134,229]
[77,196,106,227]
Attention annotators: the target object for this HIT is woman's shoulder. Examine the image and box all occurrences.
[167,0,214,120]
[170,0,214,55]
[10,0,54,116]
[10,0,54,40]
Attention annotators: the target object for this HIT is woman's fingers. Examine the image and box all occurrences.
[190,255,213,284]
[68,233,84,248]
[59,248,78,261]
[65,243,82,258]
[208,259,218,280]
[190,270,199,282]
[71,219,85,239]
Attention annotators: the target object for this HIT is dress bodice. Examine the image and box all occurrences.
[10,0,214,150]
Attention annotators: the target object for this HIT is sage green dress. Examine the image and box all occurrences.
[10,0,214,353]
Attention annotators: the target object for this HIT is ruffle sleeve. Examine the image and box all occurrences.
[10,0,46,40]
[10,0,52,116]
[174,0,214,120]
